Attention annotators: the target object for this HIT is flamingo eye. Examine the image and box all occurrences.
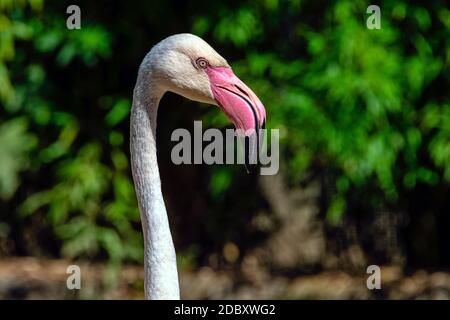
[196,57,209,69]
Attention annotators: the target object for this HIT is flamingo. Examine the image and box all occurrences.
[130,33,266,299]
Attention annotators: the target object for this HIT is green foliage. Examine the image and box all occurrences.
[20,143,142,262]
[0,1,140,263]
[199,0,449,223]
[0,118,36,199]
[35,23,111,66]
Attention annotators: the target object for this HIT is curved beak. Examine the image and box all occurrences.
[206,67,266,136]
[206,67,266,171]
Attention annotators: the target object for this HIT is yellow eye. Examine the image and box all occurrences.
[196,57,209,69]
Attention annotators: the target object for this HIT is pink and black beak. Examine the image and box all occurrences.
[206,67,266,171]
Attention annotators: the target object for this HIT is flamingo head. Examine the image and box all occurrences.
[148,33,266,136]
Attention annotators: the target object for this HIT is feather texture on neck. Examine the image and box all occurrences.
[130,61,180,300]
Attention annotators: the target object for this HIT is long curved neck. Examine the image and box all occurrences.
[130,62,180,300]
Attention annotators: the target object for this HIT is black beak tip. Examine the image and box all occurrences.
[244,162,259,174]
[243,134,260,174]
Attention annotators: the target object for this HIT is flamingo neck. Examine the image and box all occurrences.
[130,65,180,300]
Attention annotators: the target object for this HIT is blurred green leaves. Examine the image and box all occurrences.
[195,0,449,224]
[210,167,232,199]
[35,23,111,66]
[0,1,138,264]
[193,6,262,47]
[20,143,142,262]
[105,99,130,127]
[0,118,36,199]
